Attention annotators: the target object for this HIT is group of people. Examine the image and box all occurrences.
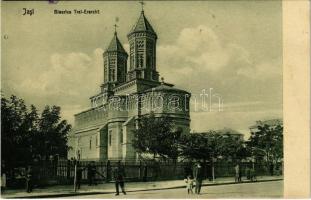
[184,162,204,195]
[235,164,257,182]
[75,161,126,196]
[4,160,263,195]
[76,161,99,189]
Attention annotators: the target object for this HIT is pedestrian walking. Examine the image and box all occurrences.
[184,175,194,194]
[76,165,87,190]
[1,162,7,192]
[193,162,204,194]
[114,161,126,196]
[87,162,97,186]
[250,168,257,182]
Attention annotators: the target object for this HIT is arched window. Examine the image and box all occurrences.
[104,61,108,82]
[96,135,98,146]
[137,54,144,68]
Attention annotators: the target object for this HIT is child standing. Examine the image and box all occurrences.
[184,175,194,194]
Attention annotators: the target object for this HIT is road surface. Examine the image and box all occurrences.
[62,180,283,198]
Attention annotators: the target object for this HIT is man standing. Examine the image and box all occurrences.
[193,162,204,194]
[25,166,33,193]
[87,162,97,186]
[91,161,97,185]
[76,166,84,190]
[114,161,126,196]
[87,163,92,186]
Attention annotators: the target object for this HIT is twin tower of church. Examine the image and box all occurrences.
[102,9,159,95]
[68,8,191,161]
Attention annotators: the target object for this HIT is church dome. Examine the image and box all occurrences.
[145,84,190,94]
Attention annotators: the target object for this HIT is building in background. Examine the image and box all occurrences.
[68,9,191,161]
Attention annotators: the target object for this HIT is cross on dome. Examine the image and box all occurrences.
[114,24,118,35]
[139,1,145,12]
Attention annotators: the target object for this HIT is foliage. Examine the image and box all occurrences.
[216,129,250,161]
[132,113,182,160]
[1,95,71,168]
[132,111,282,165]
[179,131,218,161]
[179,130,247,162]
[247,123,283,163]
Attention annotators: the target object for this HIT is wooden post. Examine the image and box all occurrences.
[212,158,215,183]
[139,160,142,180]
[74,151,80,192]
[73,159,77,192]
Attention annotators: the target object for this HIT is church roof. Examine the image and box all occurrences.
[105,33,127,54]
[128,11,156,36]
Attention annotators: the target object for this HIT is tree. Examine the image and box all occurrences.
[179,131,222,162]
[33,105,71,160]
[247,123,283,164]
[1,95,36,167]
[179,130,247,162]
[216,129,249,162]
[1,95,71,169]
[132,112,182,160]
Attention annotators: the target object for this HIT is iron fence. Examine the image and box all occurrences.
[4,159,282,188]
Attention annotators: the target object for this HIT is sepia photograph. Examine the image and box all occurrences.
[1,0,310,198]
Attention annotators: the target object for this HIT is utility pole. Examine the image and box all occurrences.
[212,157,216,183]
[74,158,77,192]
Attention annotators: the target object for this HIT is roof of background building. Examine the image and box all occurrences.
[249,119,283,129]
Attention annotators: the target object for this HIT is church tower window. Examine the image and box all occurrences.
[137,54,143,68]
[96,135,98,146]
[120,128,123,143]
[109,130,112,146]
[104,60,108,82]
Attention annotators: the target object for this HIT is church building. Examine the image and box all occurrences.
[68,8,191,161]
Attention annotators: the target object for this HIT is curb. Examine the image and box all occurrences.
[3,178,283,199]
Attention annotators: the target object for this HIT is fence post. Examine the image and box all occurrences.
[100,161,104,181]
[106,160,111,183]
[139,160,142,180]
[143,164,147,182]
[67,160,71,181]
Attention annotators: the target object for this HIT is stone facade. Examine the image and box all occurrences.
[68,10,191,161]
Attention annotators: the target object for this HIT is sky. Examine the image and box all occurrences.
[2,1,283,138]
